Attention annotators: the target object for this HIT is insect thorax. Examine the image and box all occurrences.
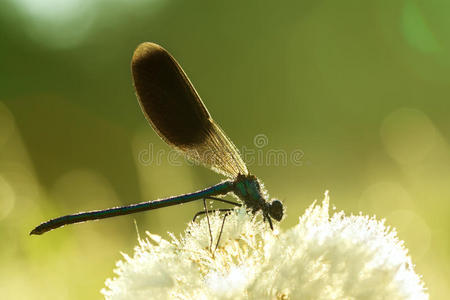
[233,174,267,212]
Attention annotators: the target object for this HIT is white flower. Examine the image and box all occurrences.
[101,192,428,300]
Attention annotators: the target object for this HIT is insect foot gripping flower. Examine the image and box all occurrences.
[101,192,428,300]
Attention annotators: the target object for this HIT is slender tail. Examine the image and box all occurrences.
[30,180,234,235]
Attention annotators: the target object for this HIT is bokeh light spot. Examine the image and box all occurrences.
[12,0,95,49]
[387,209,431,261]
[0,175,16,221]
[380,108,437,165]
[51,169,118,209]
[360,181,412,214]
[402,0,441,53]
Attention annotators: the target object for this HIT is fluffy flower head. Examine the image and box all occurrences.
[102,193,428,300]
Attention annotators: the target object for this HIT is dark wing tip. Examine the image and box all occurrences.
[131,42,213,147]
[132,42,168,65]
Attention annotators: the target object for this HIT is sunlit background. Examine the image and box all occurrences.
[1,0,449,299]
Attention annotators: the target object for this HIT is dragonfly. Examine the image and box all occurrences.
[30,42,284,236]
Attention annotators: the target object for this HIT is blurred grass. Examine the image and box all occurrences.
[0,0,449,299]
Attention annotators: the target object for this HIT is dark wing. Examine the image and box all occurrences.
[131,42,248,178]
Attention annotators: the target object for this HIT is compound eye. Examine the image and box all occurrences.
[269,199,283,221]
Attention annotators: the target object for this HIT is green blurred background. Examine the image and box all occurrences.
[1,0,449,298]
